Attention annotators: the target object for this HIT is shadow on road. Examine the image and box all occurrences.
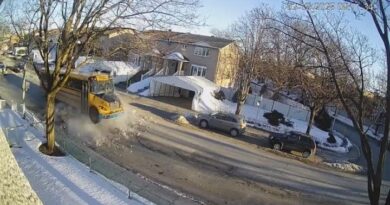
[145,122,371,205]
[131,101,270,148]
[0,72,46,112]
[130,102,177,119]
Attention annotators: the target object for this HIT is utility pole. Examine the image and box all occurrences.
[21,64,30,119]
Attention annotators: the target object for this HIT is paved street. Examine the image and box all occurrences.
[0,66,389,204]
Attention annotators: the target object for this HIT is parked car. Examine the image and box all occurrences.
[0,62,7,74]
[198,112,246,137]
[269,131,316,158]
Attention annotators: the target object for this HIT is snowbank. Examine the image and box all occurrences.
[0,109,150,205]
[127,77,152,94]
[194,87,352,153]
[330,111,383,141]
[78,60,141,84]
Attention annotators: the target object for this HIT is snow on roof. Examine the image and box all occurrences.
[164,52,189,62]
[192,41,211,47]
[78,60,139,74]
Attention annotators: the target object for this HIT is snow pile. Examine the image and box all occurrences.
[78,60,141,84]
[0,109,150,205]
[127,77,152,96]
[31,48,56,64]
[75,56,96,68]
[330,111,384,141]
[324,162,365,174]
[172,115,190,125]
[245,116,352,153]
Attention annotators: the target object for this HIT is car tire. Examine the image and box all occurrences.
[273,143,281,151]
[230,128,239,137]
[302,150,311,158]
[89,107,101,124]
[199,120,208,128]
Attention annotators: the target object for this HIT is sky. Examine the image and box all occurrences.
[176,0,383,53]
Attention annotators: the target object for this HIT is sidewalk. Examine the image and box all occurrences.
[0,108,151,205]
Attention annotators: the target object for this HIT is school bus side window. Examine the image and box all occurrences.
[67,79,82,91]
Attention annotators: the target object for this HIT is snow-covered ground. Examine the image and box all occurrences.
[78,60,141,84]
[0,108,152,205]
[130,76,352,153]
[330,111,383,141]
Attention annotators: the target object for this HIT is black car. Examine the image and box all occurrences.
[269,131,316,158]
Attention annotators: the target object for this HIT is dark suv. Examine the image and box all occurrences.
[269,131,316,158]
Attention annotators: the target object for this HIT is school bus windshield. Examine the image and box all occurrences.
[91,80,114,94]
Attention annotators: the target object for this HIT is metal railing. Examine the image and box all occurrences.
[6,103,196,205]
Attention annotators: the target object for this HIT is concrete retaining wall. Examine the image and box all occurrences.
[0,128,42,205]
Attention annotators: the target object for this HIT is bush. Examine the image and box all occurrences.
[263,110,285,126]
[213,90,226,101]
[315,107,332,131]
[327,132,337,144]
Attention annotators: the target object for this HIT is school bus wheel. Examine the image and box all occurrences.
[89,107,101,124]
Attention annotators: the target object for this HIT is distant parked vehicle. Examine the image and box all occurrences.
[9,62,24,73]
[198,112,246,137]
[269,131,316,158]
[0,62,7,75]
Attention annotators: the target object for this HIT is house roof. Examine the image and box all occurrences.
[143,30,234,49]
[150,76,219,96]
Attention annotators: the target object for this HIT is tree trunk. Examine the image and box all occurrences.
[45,92,56,154]
[306,107,316,135]
[236,99,243,115]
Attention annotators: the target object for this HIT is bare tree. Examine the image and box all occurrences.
[269,1,382,204]
[227,7,272,115]
[342,0,390,204]
[11,0,200,155]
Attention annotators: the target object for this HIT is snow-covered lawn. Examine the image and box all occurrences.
[0,109,151,205]
[193,88,351,153]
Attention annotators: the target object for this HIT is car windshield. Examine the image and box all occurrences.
[91,80,114,94]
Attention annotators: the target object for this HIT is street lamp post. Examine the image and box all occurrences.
[21,65,30,119]
[255,96,263,122]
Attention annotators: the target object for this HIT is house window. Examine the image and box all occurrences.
[191,65,207,77]
[194,46,210,57]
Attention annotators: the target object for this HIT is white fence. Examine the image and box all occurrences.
[245,94,310,122]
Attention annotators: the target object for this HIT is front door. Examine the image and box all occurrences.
[168,60,178,75]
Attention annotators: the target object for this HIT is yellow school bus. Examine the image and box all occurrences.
[56,72,124,123]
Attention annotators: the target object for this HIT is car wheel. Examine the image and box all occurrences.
[302,150,311,158]
[273,143,281,151]
[230,128,239,137]
[199,120,208,128]
[89,107,101,124]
